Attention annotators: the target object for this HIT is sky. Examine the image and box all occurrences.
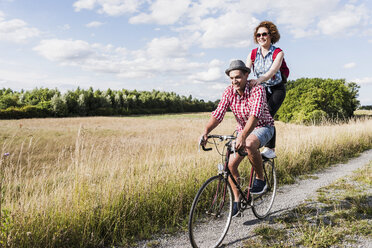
[0,0,372,105]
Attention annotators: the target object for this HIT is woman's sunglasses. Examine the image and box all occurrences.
[256,32,268,38]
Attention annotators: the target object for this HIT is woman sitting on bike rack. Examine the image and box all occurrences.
[200,60,275,217]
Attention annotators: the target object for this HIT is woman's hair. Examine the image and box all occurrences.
[254,21,280,44]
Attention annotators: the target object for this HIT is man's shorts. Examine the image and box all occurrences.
[251,125,275,148]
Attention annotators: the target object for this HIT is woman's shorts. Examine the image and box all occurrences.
[251,125,275,148]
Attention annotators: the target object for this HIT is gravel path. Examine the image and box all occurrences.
[136,149,372,248]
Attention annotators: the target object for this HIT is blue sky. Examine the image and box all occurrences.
[0,0,372,105]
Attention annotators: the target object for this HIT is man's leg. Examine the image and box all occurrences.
[228,153,245,216]
[246,126,274,194]
[244,134,263,180]
[228,154,245,202]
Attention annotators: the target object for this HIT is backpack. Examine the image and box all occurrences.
[250,47,289,82]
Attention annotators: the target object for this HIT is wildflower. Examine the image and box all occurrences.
[4,152,10,156]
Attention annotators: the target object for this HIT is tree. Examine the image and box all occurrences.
[51,94,68,117]
[277,78,360,123]
[0,94,20,109]
[77,93,87,115]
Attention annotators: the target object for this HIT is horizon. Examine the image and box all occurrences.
[1,0,372,105]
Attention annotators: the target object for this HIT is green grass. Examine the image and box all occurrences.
[243,162,372,248]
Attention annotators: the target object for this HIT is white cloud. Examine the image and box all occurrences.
[130,0,190,25]
[146,36,188,58]
[32,38,205,79]
[0,16,40,43]
[197,11,258,48]
[344,62,356,69]
[267,1,371,38]
[33,39,96,62]
[353,77,372,85]
[318,4,369,35]
[274,1,323,27]
[211,83,228,90]
[73,0,97,11]
[272,0,339,38]
[188,59,223,83]
[61,24,71,30]
[74,0,143,16]
[191,67,222,82]
[86,21,104,28]
[71,0,371,51]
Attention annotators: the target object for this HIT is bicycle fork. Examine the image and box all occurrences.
[206,176,227,218]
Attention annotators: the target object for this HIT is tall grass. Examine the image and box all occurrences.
[0,113,371,247]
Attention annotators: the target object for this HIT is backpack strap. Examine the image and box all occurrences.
[272,47,282,61]
[250,48,258,72]
[272,47,289,82]
[251,48,258,63]
[251,47,258,63]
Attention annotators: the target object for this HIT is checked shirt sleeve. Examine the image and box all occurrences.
[249,85,266,119]
[212,87,231,122]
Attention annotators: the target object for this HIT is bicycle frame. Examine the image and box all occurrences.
[189,134,277,247]
[221,143,255,209]
[201,134,273,214]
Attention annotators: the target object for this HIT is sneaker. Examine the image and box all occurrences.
[261,147,276,159]
[251,178,267,195]
[232,202,240,217]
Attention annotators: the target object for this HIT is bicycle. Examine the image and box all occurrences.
[188,134,277,248]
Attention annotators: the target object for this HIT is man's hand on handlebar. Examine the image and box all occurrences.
[199,134,208,147]
[235,133,246,151]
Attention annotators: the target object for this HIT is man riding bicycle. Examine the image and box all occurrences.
[200,60,275,217]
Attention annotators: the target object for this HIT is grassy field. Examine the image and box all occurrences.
[244,162,372,247]
[0,113,372,247]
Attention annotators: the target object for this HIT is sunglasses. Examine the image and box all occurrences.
[256,32,268,38]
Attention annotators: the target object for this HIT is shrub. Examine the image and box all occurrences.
[277,78,360,123]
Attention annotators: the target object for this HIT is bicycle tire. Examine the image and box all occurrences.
[252,159,277,219]
[188,175,233,248]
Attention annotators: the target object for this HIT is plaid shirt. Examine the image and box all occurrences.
[212,84,274,131]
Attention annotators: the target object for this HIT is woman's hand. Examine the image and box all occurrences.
[249,79,259,88]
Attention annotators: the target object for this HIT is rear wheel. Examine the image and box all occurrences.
[188,175,233,248]
[252,159,277,219]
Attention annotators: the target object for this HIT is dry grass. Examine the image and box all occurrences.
[0,113,371,247]
[354,109,372,116]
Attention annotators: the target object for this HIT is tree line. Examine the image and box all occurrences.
[359,105,372,110]
[0,78,361,122]
[0,87,218,119]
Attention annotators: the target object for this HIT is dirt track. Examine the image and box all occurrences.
[136,149,372,248]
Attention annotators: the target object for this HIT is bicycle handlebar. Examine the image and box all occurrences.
[199,134,248,157]
[201,146,212,151]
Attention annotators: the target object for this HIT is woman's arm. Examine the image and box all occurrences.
[246,50,253,69]
[252,51,284,85]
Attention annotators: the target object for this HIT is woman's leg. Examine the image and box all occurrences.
[266,83,286,148]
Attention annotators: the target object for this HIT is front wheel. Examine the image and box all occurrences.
[188,175,233,248]
[252,159,277,219]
